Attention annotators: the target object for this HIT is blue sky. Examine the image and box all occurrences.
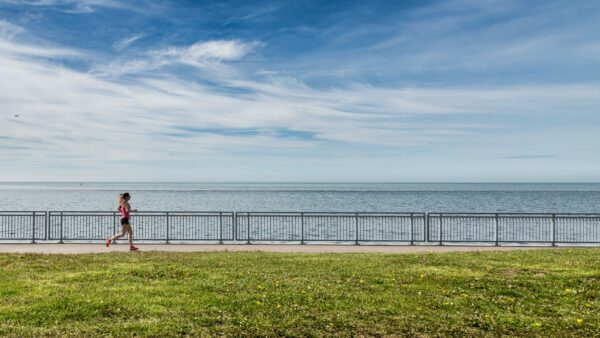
[0,0,599,182]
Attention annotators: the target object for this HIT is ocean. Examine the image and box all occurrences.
[1,182,600,213]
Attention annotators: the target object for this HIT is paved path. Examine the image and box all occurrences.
[0,243,565,254]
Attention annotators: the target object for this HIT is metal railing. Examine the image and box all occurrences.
[427,213,600,245]
[0,211,47,243]
[235,212,425,244]
[46,211,234,243]
[0,211,599,245]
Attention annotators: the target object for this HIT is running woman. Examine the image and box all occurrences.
[106,192,139,251]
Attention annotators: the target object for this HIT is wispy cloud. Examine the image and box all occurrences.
[0,39,81,58]
[64,3,93,13]
[157,40,257,63]
[0,19,24,38]
[0,0,124,9]
[283,0,600,87]
[0,0,148,15]
[223,2,283,26]
[112,33,144,50]
[97,40,259,76]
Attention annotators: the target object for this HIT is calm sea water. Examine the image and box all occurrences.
[1,182,600,213]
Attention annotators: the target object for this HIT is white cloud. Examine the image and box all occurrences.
[164,40,256,62]
[97,40,259,76]
[0,0,124,9]
[64,3,93,13]
[0,21,83,58]
[290,0,600,85]
[0,39,82,58]
[0,0,146,14]
[112,34,144,50]
[0,19,24,38]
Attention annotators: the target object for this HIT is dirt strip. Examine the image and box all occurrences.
[0,243,569,254]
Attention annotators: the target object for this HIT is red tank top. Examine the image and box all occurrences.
[120,205,130,219]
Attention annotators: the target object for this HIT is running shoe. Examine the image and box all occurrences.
[105,239,111,247]
[130,246,139,251]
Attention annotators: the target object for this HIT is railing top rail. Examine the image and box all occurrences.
[554,214,600,216]
[47,211,234,214]
[0,211,47,213]
[429,212,600,215]
[236,211,426,215]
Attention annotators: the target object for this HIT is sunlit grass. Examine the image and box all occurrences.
[0,249,599,336]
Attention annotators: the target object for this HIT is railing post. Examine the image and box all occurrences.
[439,213,443,246]
[45,211,49,241]
[495,213,499,246]
[166,212,170,244]
[410,213,414,245]
[219,212,223,244]
[551,214,556,246]
[234,212,237,242]
[31,212,36,244]
[247,213,251,244]
[59,212,64,244]
[425,212,429,243]
[355,213,359,245]
[300,212,305,245]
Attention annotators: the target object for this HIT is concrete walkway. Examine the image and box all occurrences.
[0,243,564,254]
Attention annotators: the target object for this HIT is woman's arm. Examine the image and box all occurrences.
[126,202,138,212]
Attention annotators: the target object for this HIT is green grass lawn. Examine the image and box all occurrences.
[0,249,599,337]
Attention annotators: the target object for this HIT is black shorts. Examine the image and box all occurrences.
[120,217,130,225]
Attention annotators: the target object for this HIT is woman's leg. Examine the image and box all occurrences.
[109,227,125,241]
[123,224,133,247]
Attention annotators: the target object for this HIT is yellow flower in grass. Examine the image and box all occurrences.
[576,318,583,325]
[531,322,542,329]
